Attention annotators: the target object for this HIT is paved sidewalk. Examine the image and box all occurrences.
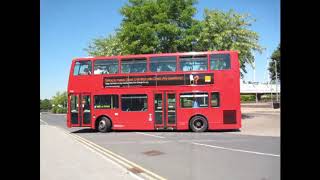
[241,103,280,112]
[241,107,280,113]
[232,106,281,137]
[40,125,136,180]
[239,113,280,137]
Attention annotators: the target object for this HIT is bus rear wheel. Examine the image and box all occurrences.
[96,117,112,133]
[190,116,208,132]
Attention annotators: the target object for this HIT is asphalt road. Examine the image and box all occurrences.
[41,113,280,180]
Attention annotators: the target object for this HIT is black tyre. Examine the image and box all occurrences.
[190,116,208,132]
[96,117,112,133]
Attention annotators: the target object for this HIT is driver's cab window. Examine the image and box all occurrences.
[73,61,92,76]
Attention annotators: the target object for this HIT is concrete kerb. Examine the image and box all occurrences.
[53,126,166,180]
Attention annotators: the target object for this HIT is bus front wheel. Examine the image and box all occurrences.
[190,116,208,132]
[96,117,112,133]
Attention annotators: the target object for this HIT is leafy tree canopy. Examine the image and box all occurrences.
[51,91,68,114]
[194,9,263,74]
[51,91,67,108]
[268,44,280,81]
[86,0,263,76]
[40,99,52,111]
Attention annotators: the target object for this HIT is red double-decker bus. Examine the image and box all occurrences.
[67,51,241,132]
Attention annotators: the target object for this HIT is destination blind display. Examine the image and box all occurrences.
[104,73,214,87]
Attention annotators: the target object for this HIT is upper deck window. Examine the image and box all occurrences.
[94,59,118,74]
[150,56,176,72]
[73,61,92,76]
[179,55,208,71]
[210,54,231,70]
[121,58,147,73]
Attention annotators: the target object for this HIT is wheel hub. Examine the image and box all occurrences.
[194,120,203,129]
[99,121,106,129]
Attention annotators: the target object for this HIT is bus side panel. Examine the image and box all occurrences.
[207,109,223,130]
[92,109,119,129]
[116,92,154,130]
[119,111,154,130]
[209,123,241,130]
[176,107,240,131]
[176,108,214,130]
[67,112,71,128]
[177,110,241,130]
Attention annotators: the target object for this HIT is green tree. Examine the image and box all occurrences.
[86,0,263,76]
[119,0,197,54]
[86,34,124,56]
[268,44,280,81]
[40,99,52,111]
[194,9,263,76]
[86,0,197,55]
[51,91,67,114]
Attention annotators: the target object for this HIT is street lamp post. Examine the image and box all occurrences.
[253,60,258,103]
[275,60,279,102]
[267,58,273,102]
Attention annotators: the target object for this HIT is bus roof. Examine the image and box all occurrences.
[72,50,238,62]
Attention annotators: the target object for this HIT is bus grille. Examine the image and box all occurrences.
[223,110,237,124]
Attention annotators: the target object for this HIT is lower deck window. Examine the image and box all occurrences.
[211,92,220,107]
[94,95,119,109]
[180,93,208,108]
[121,94,147,111]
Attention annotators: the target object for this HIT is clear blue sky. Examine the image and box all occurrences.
[40,0,280,99]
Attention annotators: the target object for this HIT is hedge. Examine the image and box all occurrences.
[241,95,256,102]
[261,94,280,101]
[51,106,67,114]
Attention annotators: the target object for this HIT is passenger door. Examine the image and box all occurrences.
[154,91,177,130]
[80,93,91,126]
[69,93,91,127]
[69,94,80,126]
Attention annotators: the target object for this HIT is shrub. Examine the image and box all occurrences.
[51,106,67,114]
[261,94,281,102]
[261,94,271,101]
[241,95,256,102]
[57,108,63,114]
[51,106,57,113]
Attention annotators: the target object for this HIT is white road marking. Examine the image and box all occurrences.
[192,142,280,157]
[70,133,166,180]
[49,126,144,180]
[69,134,143,180]
[40,119,48,125]
[139,140,170,144]
[128,172,146,180]
[178,139,219,143]
[135,132,165,139]
[53,126,166,180]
